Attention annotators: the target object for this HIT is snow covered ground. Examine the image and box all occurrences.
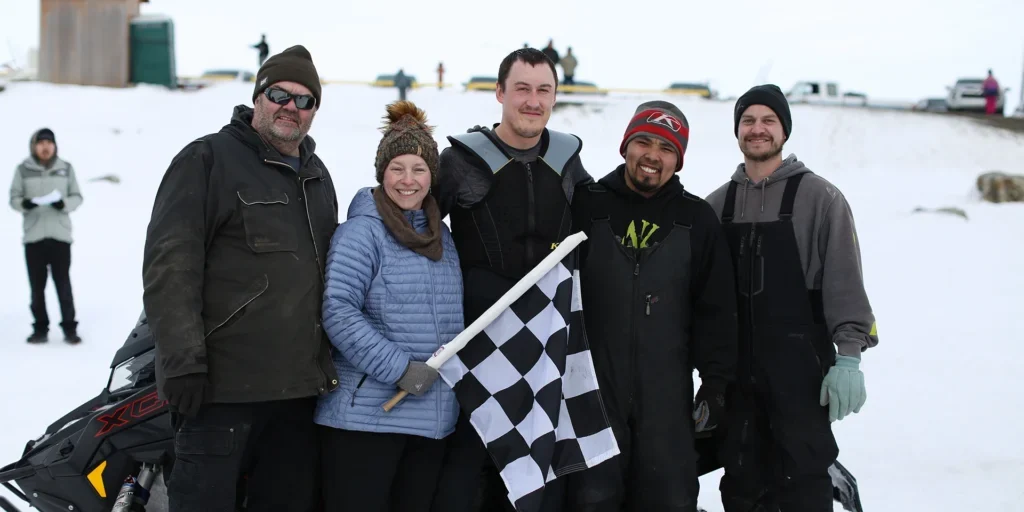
[2,80,1023,510]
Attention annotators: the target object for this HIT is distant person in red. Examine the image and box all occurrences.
[437,61,445,90]
[982,69,1000,115]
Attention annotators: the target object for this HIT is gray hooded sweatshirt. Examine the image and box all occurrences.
[705,154,878,359]
[8,134,83,244]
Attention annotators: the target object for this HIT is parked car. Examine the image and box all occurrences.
[786,81,867,106]
[945,78,1006,114]
[561,80,608,95]
[912,98,949,112]
[664,82,713,98]
[464,76,499,91]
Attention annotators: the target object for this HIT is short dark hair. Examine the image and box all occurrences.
[497,48,558,92]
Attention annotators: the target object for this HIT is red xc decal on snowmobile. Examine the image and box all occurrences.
[94,391,168,438]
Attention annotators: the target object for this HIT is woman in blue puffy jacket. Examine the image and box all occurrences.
[315,101,463,511]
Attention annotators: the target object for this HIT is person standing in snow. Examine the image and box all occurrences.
[704,84,878,512]
[564,100,738,511]
[982,69,1001,116]
[430,46,592,512]
[560,47,577,85]
[8,128,84,344]
[142,45,339,511]
[395,68,412,101]
[252,34,269,67]
[314,100,462,511]
[542,39,559,67]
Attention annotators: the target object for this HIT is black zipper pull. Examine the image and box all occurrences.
[634,263,640,276]
[645,294,652,316]
[739,236,746,256]
[756,235,763,256]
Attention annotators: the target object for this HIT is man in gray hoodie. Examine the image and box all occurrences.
[8,128,84,344]
[705,85,877,512]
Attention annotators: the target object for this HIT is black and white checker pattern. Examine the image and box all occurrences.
[439,251,619,512]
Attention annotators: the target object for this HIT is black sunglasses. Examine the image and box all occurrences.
[264,87,316,110]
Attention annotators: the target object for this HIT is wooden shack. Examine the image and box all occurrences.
[39,0,149,87]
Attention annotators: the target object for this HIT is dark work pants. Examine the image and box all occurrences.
[166,397,319,512]
[718,381,835,512]
[320,426,447,512]
[430,412,565,512]
[564,404,698,511]
[24,239,76,333]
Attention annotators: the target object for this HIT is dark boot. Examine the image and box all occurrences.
[62,322,81,344]
[27,329,47,344]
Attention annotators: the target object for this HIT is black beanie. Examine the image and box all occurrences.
[33,128,55,144]
[734,84,792,139]
[30,128,57,161]
[252,45,323,108]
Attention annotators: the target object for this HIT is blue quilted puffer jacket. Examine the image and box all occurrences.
[314,187,463,439]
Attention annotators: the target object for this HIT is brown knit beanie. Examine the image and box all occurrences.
[374,101,439,185]
[252,45,323,107]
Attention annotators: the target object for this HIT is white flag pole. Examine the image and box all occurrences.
[383,231,588,412]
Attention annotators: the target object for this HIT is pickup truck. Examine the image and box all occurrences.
[786,81,867,106]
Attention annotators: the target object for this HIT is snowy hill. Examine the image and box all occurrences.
[2,81,1024,511]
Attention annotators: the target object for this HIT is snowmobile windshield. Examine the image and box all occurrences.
[107,350,157,396]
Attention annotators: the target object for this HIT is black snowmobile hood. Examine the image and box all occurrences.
[221,104,321,175]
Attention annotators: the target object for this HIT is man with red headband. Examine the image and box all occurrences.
[565,100,738,511]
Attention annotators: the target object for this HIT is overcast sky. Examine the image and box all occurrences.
[3,0,1022,109]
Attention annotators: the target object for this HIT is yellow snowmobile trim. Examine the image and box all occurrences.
[88,460,107,498]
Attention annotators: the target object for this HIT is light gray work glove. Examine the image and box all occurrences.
[396,361,439,396]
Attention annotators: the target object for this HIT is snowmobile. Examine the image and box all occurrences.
[0,312,172,512]
[0,311,865,512]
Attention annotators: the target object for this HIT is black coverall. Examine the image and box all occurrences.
[717,173,839,512]
[567,172,738,512]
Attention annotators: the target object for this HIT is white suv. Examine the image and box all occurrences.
[946,78,1004,114]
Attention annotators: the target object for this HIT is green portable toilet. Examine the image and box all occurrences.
[130,15,177,88]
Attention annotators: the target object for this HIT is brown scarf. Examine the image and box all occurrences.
[373,187,443,261]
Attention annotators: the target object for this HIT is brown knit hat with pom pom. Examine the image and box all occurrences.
[375,101,439,185]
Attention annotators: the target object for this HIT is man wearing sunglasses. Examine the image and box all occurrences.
[142,45,339,512]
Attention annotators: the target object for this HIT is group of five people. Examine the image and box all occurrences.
[141,45,878,512]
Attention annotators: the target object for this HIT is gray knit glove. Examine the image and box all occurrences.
[397,361,439,396]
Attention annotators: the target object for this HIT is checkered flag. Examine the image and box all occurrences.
[437,234,620,512]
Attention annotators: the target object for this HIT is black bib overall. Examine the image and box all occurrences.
[567,187,698,512]
[718,174,838,512]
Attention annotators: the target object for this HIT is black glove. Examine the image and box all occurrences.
[693,382,727,436]
[396,361,439,396]
[51,199,65,210]
[163,373,208,418]
[467,124,486,133]
[21,199,37,210]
